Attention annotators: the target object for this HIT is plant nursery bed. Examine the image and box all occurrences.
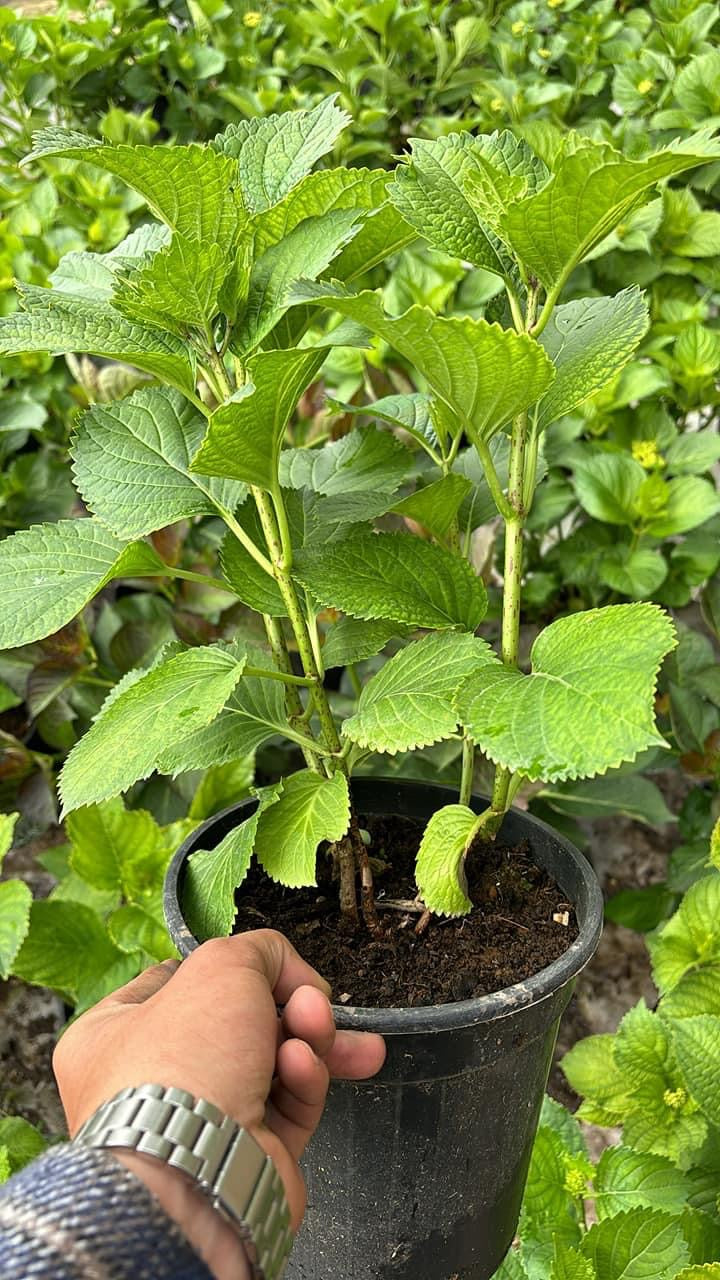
[234,813,578,1008]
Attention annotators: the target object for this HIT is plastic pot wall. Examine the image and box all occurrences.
[164,778,603,1280]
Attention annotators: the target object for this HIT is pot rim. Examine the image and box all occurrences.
[164,778,603,1034]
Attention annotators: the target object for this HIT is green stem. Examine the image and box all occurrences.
[244,666,315,687]
[347,665,363,699]
[530,278,563,340]
[169,567,234,592]
[262,614,323,775]
[475,439,514,521]
[252,488,342,757]
[460,736,475,807]
[221,508,275,578]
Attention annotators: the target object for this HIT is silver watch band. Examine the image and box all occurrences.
[73,1083,293,1280]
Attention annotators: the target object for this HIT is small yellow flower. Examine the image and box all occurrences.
[564,1167,587,1198]
[511,20,526,36]
[539,47,552,58]
[663,1086,687,1111]
[548,0,563,8]
[490,96,505,112]
[637,78,654,95]
[243,10,262,27]
[632,439,665,469]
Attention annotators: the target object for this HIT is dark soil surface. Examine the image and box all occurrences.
[234,813,578,1008]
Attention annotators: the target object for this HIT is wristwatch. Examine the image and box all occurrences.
[73,1083,293,1280]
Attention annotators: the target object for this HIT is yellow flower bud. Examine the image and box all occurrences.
[631,439,664,469]
[548,0,563,8]
[243,10,262,27]
[637,78,654,94]
[539,47,552,58]
[490,97,505,112]
[564,1167,587,1198]
[511,20,526,36]
[663,1086,687,1111]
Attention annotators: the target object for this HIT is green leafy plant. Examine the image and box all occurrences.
[493,818,720,1280]
[2,107,714,933]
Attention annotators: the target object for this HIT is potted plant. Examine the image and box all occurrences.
[1,104,715,1278]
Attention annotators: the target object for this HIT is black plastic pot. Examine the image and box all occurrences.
[164,778,603,1280]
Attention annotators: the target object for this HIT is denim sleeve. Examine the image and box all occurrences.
[0,1143,214,1280]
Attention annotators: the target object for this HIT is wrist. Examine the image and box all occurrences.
[112,1150,251,1280]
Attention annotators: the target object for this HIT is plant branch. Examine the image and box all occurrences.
[262,613,323,775]
[220,508,275,578]
[460,735,475,807]
[168,567,234,592]
[244,665,316,687]
[474,438,514,521]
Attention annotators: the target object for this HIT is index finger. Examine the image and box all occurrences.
[181,930,332,1004]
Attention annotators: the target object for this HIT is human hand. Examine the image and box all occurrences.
[53,930,386,1279]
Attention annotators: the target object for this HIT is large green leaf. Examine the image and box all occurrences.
[233,210,362,354]
[389,130,548,278]
[294,531,487,631]
[157,648,289,775]
[648,878,720,995]
[108,904,176,964]
[67,798,167,900]
[190,348,325,488]
[537,290,650,429]
[279,426,412,496]
[0,880,32,979]
[328,393,439,456]
[290,285,555,445]
[643,477,720,539]
[502,132,720,290]
[212,95,350,212]
[673,1015,720,1127]
[28,130,240,248]
[456,604,676,782]
[60,645,247,813]
[111,235,229,333]
[594,1147,692,1221]
[0,518,166,648]
[12,899,125,1001]
[573,455,645,526]
[581,1208,689,1280]
[0,286,196,395]
[415,804,477,916]
[254,770,350,888]
[72,387,246,538]
[184,788,281,942]
[253,168,413,281]
[343,632,496,753]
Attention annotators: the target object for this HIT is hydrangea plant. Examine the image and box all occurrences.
[0,101,715,940]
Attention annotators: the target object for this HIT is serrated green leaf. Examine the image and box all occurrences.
[573,454,646,526]
[0,518,166,649]
[391,473,473,541]
[674,1268,720,1280]
[213,96,350,213]
[494,1249,530,1280]
[673,1017,720,1126]
[0,812,18,868]
[60,645,247,813]
[456,604,675,783]
[328,393,439,456]
[191,348,325,488]
[280,427,412,496]
[666,432,720,477]
[67,798,167,900]
[415,803,476,917]
[562,1034,633,1116]
[0,1117,46,1176]
[537,775,674,827]
[502,133,720,290]
[157,648,288,775]
[112,235,228,333]
[600,547,668,600]
[12,899,124,1001]
[0,286,196,395]
[343,632,496,754]
[254,770,349,888]
[648,877,720,994]
[233,210,362,354]
[539,1097,587,1158]
[0,880,32,979]
[219,524,286,617]
[253,167,413,281]
[71,387,246,539]
[681,1207,720,1266]
[28,131,240,248]
[294,531,487,631]
[537,290,649,430]
[550,1242,595,1280]
[595,1147,692,1220]
[522,1125,577,1222]
[662,967,720,1021]
[290,285,555,445]
[581,1208,689,1280]
[321,617,405,669]
[108,904,176,963]
[644,478,720,539]
[184,786,280,941]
